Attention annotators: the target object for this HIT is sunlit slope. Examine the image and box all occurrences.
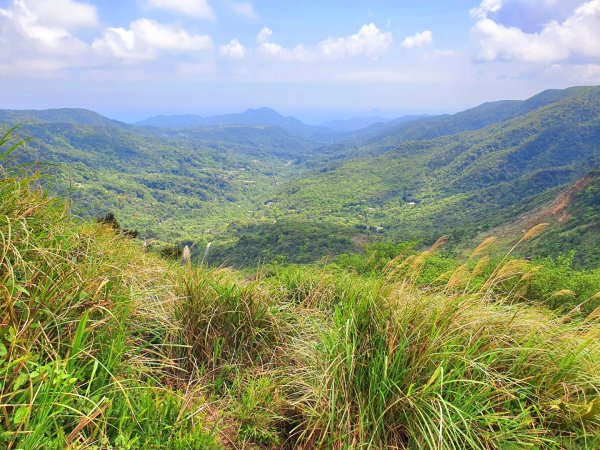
[268,86,600,252]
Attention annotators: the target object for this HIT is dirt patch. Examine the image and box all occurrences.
[517,173,594,229]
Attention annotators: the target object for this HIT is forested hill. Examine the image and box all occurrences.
[319,86,599,159]
[136,107,329,139]
[1,85,599,267]
[3,110,319,242]
[260,86,600,265]
[500,171,600,267]
[0,108,127,128]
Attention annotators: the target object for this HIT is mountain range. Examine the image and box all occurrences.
[134,107,415,139]
[1,85,599,267]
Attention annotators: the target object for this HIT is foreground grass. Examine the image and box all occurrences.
[1,133,599,448]
[0,133,221,448]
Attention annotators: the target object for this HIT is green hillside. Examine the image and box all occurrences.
[333,86,593,158]
[1,86,599,268]
[261,86,600,266]
[136,107,326,139]
[508,171,600,267]
[0,108,127,128]
[6,116,313,243]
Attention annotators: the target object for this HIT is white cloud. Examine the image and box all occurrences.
[256,41,311,62]
[470,0,504,19]
[401,30,433,49]
[258,41,282,57]
[147,0,215,20]
[257,26,272,43]
[220,38,246,58]
[0,0,96,55]
[9,0,97,29]
[318,23,393,58]
[254,23,394,62]
[229,1,257,19]
[0,0,98,75]
[92,19,213,62]
[472,0,600,63]
[576,63,600,80]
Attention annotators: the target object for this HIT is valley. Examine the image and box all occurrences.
[3,86,599,267]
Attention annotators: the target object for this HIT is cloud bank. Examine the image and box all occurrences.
[472,0,600,63]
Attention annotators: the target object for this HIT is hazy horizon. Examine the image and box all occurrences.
[1,0,599,123]
[6,85,600,126]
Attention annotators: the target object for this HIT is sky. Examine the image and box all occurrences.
[0,0,599,123]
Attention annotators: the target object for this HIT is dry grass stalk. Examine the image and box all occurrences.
[521,223,549,242]
[469,236,497,259]
[552,289,576,297]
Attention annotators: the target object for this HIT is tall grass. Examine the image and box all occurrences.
[172,255,599,448]
[282,245,600,449]
[0,132,220,448]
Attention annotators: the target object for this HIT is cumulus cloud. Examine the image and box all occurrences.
[0,0,97,55]
[0,0,99,74]
[256,41,311,62]
[401,30,433,49]
[472,0,600,63]
[229,1,257,19]
[220,38,246,58]
[254,26,309,60]
[147,0,215,20]
[92,19,213,62]
[471,0,584,30]
[11,0,97,29]
[253,23,394,62]
[470,0,504,19]
[318,23,393,58]
[258,41,282,57]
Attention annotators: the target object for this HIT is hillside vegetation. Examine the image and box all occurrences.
[1,86,599,268]
[6,116,307,243]
[2,132,600,449]
[266,86,600,264]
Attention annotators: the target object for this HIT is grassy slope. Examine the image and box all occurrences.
[0,140,222,448]
[526,172,600,267]
[2,133,600,449]
[469,171,600,267]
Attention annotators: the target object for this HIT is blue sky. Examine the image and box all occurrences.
[0,0,599,122]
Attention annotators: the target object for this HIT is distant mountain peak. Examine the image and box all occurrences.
[242,107,284,121]
[246,106,279,113]
[134,106,324,138]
